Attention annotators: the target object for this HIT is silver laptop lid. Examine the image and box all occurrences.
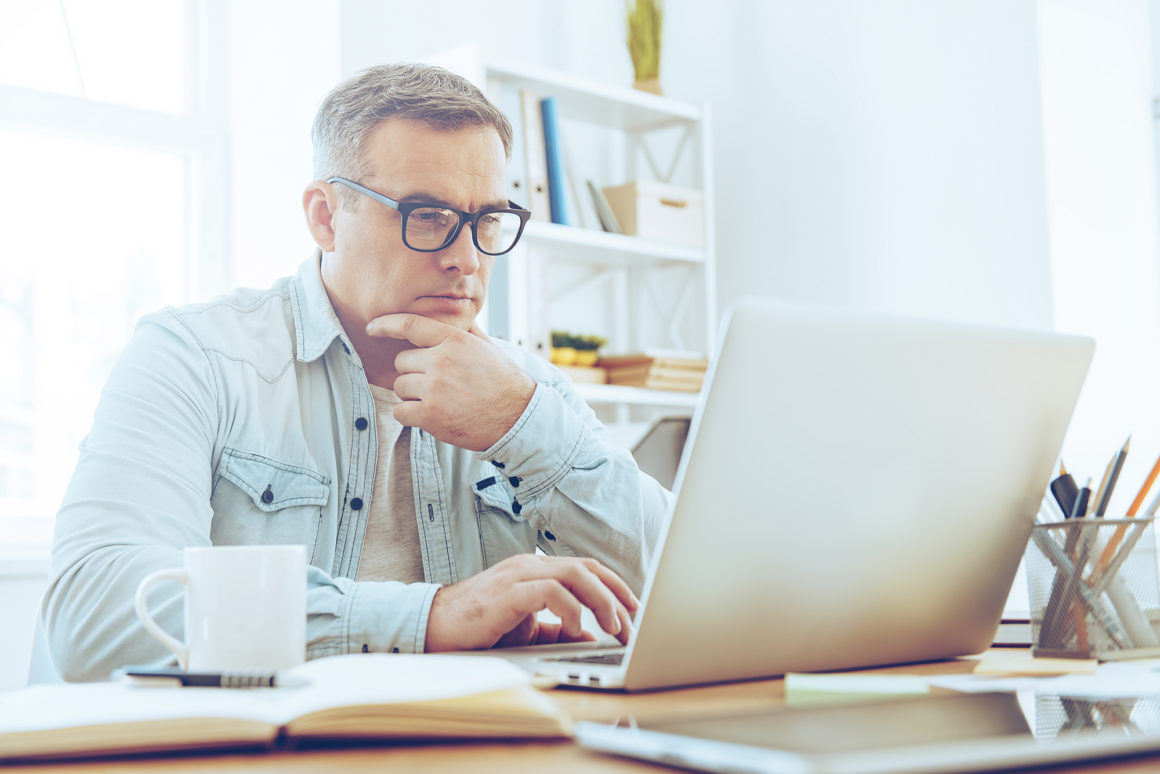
[622,298,1094,691]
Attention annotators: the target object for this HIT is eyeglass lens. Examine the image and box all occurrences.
[405,207,524,255]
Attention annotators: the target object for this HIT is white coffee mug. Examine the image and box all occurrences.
[135,545,306,671]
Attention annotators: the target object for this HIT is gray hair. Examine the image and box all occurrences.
[311,63,513,208]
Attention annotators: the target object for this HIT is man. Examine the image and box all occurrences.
[44,64,671,681]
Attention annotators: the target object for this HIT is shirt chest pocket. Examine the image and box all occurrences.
[210,448,331,560]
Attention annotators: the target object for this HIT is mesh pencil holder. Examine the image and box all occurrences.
[1025,518,1160,660]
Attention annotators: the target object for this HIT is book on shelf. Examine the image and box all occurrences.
[519,90,551,221]
[587,180,622,234]
[0,654,570,763]
[539,96,570,226]
[597,352,709,371]
[599,352,709,392]
[605,370,705,392]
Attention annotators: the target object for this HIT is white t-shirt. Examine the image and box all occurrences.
[354,384,424,583]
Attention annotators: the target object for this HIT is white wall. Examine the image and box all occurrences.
[337,0,1160,490]
[1038,0,1160,509]
[337,0,1059,329]
[226,0,342,291]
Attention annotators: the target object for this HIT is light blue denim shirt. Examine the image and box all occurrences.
[44,255,671,681]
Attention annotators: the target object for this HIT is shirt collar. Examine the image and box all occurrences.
[290,251,357,363]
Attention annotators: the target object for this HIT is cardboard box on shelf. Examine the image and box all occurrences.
[601,180,705,248]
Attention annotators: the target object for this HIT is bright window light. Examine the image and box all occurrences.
[0,0,187,114]
[0,1,218,553]
[0,132,186,547]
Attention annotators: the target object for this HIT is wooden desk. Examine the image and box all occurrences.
[8,654,1160,773]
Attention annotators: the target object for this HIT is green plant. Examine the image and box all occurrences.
[575,334,607,352]
[550,331,607,351]
[626,0,663,81]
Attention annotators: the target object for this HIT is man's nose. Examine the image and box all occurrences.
[436,223,480,275]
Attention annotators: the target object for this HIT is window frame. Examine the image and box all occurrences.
[0,0,229,557]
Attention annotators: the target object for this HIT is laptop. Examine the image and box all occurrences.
[630,416,690,490]
[501,298,1093,692]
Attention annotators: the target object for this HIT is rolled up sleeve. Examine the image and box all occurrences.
[478,380,673,595]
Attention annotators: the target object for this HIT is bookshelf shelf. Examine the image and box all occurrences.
[485,63,700,131]
[463,58,716,428]
[574,383,700,409]
[522,221,705,268]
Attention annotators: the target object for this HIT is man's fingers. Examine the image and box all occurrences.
[613,604,634,646]
[366,313,460,347]
[510,579,585,640]
[391,373,425,401]
[528,560,627,639]
[393,347,431,375]
[495,614,538,648]
[392,401,424,429]
[531,623,597,646]
[583,561,641,614]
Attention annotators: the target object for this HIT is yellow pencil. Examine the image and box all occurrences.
[1096,447,1160,575]
[1127,451,1160,516]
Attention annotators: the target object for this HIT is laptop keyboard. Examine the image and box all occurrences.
[546,651,625,666]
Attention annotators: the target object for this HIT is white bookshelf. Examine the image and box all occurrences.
[467,61,716,419]
[522,221,706,268]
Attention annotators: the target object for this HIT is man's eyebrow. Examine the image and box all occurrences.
[396,190,510,210]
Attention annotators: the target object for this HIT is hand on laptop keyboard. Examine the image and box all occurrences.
[424,554,639,651]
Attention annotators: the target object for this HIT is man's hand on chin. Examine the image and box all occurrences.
[365,313,536,452]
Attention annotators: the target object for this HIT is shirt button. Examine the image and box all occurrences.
[355,417,368,431]
[261,485,273,504]
[350,497,364,511]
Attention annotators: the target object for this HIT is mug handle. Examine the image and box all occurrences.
[134,568,190,670]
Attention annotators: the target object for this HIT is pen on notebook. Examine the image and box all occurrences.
[120,667,283,688]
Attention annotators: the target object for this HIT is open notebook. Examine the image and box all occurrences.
[0,654,569,762]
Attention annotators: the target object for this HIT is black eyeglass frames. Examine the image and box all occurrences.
[327,177,531,256]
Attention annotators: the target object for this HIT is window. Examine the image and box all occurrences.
[0,1,227,552]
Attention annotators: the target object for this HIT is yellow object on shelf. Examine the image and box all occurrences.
[550,347,577,366]
[573,350,599,367]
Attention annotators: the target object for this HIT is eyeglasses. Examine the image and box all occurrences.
[327,177,531,256]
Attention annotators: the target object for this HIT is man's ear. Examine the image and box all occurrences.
[303,181,339,252]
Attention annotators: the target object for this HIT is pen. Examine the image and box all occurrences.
[1042,478,1091,648]
[121,666,281,688]
[1049,461,1078,520]
[1069,478,1091,522]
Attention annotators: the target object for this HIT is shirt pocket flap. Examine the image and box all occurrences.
[220,449,330,512]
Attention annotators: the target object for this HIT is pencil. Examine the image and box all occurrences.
[1088,448,1118,519]
[1093,437,1130,517]
[1095,441,1152,576]
[1127,451,1160,516]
